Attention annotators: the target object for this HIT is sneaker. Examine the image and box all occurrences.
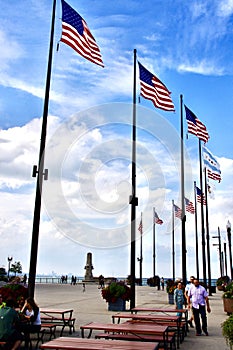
[196,333,202,336]
[204,331,209,336]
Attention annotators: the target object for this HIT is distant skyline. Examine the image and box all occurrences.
[0,0,233,280]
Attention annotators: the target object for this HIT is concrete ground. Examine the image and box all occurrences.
[34,283,230,349]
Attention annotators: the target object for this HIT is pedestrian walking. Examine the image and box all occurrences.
[174,282,185,316]
[185,275,195,328]
[187,279,211,336]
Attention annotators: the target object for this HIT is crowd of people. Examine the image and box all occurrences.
[0,294,41,349]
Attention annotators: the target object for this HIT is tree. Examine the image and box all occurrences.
[10,261,22,276]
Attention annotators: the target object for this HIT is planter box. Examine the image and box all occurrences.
[168,294,174,305]
[108,298,126,311]
[223,298,233,315]
[217,285,225,291]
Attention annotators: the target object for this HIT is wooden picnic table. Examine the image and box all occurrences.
[40,337,159,350]
[40,308,75,336]
[80,322,169,349]
[131,306,189,332]
[112,313,182,348]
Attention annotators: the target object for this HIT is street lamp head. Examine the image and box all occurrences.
[7,256,13,262]
[226,220,231,230]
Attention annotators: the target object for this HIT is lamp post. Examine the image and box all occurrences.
[7,256,13,280]
[137,257,142,286]
[212,227,223,278]
[224,242,228,277]
[226,220,233,280]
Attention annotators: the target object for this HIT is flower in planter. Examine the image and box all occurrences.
[223,282,233,299]
[0,283,28,304]
[216,276,230,289]
[166,279,177,295]
[101,281,131,303]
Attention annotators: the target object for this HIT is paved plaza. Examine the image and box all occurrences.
[35,283,229,349]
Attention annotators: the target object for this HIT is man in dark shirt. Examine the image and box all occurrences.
[0,298,24,350]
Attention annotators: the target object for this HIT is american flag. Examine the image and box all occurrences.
[154,211,163,225]
[196,186,206,205]
[202,146,221,182]
[60,0,104,67]
[184,105,209,143]
[185,197,195,214]
[138,219,143,234]
[138,62,175,111]
[174,204,182,220]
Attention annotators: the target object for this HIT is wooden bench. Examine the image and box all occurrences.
[95,331,176,350]
[41,317,75,336]
[0,330,45,350]
[41,324,57,340]
[28,329,46,349]
[125,319,183,348]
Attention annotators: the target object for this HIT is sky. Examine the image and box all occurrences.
[0,0,233,281]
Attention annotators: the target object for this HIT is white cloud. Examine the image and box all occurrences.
[0,30,24,71]
[218,0,233,17]
[178,60,224,76]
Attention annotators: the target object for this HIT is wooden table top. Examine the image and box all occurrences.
[80,321,168,335]
[112,313,180,322]
[131,307,187,314]
[40,308,73,314]
[40,337,159,350]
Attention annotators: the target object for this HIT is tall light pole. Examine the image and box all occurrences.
[226,220,233,281]
[7,256,13,280]
[224,242,228,277]
[212,227,223,278]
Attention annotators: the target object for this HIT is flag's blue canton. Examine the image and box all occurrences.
[138,62,154,87]
[185,105,197,124]
[196,187,202,196]
[62,0,84,35]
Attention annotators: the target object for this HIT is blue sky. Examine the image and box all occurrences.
[0,0,233,281]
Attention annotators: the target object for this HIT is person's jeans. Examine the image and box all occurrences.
[192,305,207,334]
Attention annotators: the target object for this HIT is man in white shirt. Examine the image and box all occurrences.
[188,279,211,336]
[185,276,195,327]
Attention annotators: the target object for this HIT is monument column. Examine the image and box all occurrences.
[84,252,95,282]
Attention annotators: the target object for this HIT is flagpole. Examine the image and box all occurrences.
[153,207,156,279]
[180,95,186,286]
[172,200,175,281]
[204,167,212,295]
[194,181,199,279]
[28,0,56,298]
[139,212,143,286]
[129,48,138,309]
[199,139,207,286]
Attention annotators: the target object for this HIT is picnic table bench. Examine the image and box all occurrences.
[40,336,159,349]
[40,309,75,336]
[80,322,173,350]
[131,307,189,333]
[111,312,182,348]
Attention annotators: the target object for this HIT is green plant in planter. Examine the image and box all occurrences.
[101,281,131,303]
[217,276,230,288]
[0,283,28,304]
[222,314,233,349]
[166,279,177,295]
[223,282,233,299]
